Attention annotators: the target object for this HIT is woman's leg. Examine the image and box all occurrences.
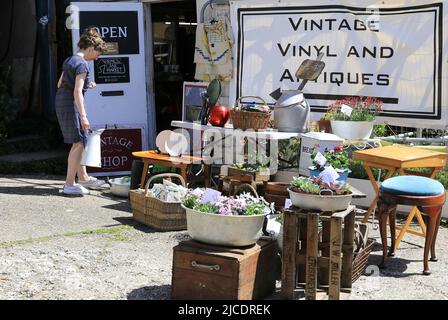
[77,164,90,182]
[66,142,84,186]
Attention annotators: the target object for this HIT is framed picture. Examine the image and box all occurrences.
[182,81,208,122]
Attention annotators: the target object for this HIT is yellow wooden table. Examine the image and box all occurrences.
[132,150,210,188]
[354,145,447,250]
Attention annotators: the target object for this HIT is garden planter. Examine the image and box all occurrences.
[183,205,266,247]
[330,120,373,140]
[288,187,352,212]
[308,166,351,182]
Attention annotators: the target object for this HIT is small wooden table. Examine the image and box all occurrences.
[132,150,210,188]
[354,145,447,250]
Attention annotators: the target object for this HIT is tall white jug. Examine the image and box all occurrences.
[81,129,105,168]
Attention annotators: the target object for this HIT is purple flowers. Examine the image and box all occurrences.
[182,188,274,216]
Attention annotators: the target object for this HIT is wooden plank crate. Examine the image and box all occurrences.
[281,205,356,300]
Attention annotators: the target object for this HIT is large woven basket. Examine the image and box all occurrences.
[129,173,187,231]
[230,96,271,130]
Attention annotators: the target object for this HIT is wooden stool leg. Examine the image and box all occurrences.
[388,208,397,257]
[140,162,149,188]
[180,165,188,186]
[430,210,442,262]
[378,201,396,269]
[419,206,442,275]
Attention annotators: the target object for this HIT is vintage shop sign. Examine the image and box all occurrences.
[230,2,447,127]
[88,128,142,174]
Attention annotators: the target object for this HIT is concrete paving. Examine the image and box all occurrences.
[0,175,132,241]
[0,174,447,300]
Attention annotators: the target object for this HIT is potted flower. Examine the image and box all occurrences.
[324,96,383,140]
[309,145,352,182]
[288,176,352,211]
[181,187,275,247]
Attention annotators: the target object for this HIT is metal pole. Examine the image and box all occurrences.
[36,0,56,117]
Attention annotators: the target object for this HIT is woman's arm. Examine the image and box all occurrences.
[57,72,63,89]
[73,72,90,132]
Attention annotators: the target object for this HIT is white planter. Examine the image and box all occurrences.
[288,187,352,212]
[330,120,373,140]
[183,205,266,247]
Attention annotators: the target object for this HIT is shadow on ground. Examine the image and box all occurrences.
[0,185,62,196]
[127,285,171,300]
[113,216,159,234]
[366,253,423,277]
[101,201,132,213]
[113,217,190,241]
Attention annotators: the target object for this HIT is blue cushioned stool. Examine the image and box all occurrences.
[377,175,446,275]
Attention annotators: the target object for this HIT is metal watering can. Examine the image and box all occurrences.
[80,129,105,168]
[271,53,325,133]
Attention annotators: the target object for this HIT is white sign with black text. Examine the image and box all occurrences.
[230,0,447,128]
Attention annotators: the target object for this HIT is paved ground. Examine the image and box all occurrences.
[0,175,447,300]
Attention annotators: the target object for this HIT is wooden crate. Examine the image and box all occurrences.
[171,239,279,300]
[263,181,289,211]
[227,167,271,182]
[281,205,356,300]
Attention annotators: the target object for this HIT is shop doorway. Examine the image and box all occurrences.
[150,0,197,133]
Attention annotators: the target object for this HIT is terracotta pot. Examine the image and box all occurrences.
[208,105,230,127]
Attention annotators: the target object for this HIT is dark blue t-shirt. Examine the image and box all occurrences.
[61,54,90,92]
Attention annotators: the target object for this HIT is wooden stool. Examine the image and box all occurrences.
[377,176,446,275]
[281,205,356,300]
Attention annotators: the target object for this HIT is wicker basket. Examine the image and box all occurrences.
[352,238,376,283]
[129,173,187,231]
[230,96,271,130]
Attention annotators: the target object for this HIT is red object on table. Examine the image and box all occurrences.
[208,105,230,127]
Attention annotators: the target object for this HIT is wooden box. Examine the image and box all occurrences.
[227,167,271,182]
[281,206,356,300]
[171,239,279,300]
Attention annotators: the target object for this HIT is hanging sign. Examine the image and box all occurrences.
[230,1,447,128]
[94,57,130,84]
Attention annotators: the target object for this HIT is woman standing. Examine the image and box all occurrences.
[55,27,107,195]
